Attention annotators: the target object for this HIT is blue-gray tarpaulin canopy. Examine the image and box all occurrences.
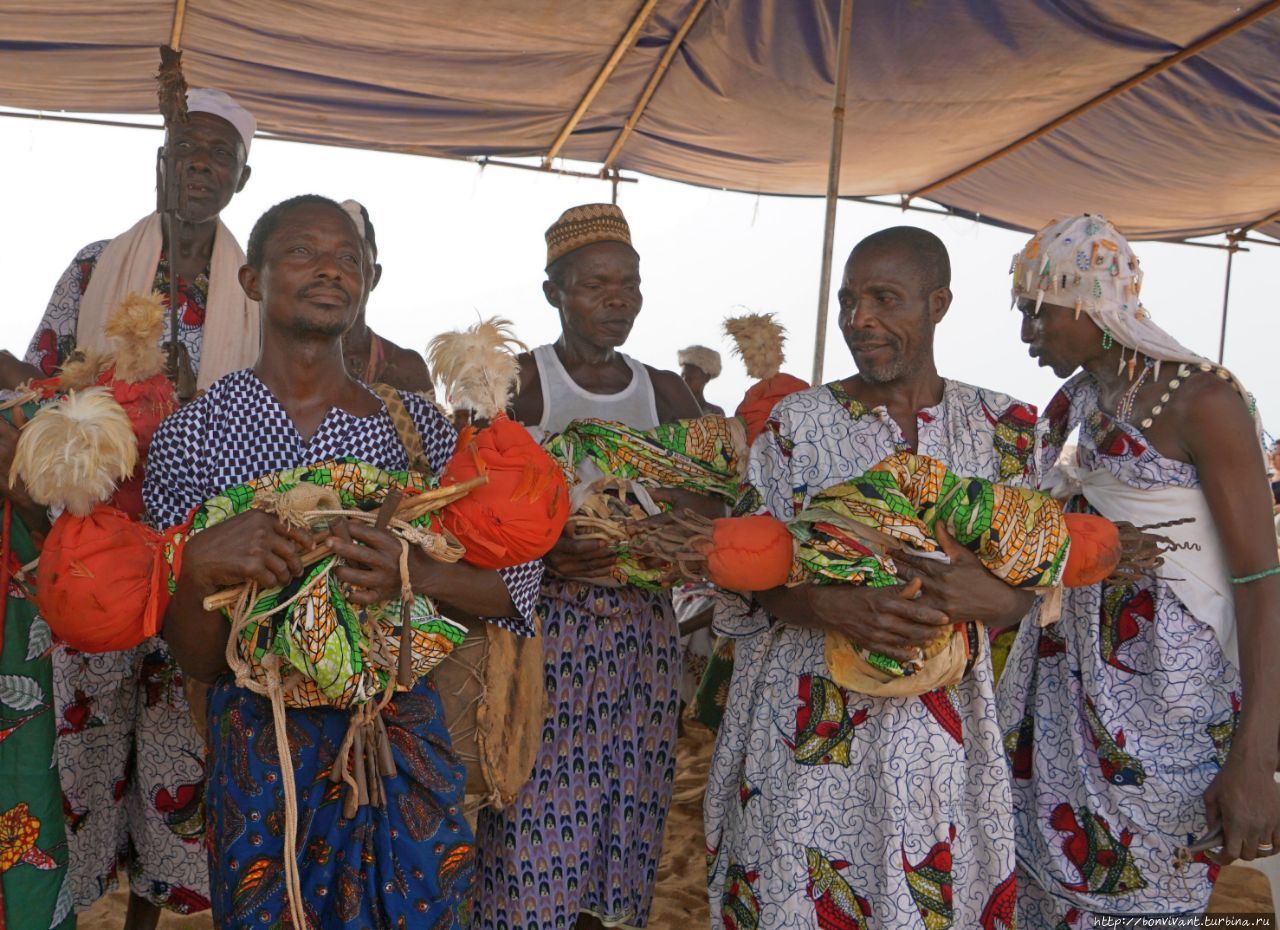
[3,0,1278,375]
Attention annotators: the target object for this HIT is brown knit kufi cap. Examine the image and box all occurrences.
[545,203,632,268]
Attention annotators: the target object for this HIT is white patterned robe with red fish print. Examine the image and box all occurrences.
[997,372,1242,925]
[705,380,1038,929]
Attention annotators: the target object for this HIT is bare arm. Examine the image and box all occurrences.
[648,367,703,422]
[385,345,436,397]
[1179,378,1280,862]
[0,352,40,391]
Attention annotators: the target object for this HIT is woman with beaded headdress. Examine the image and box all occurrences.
[999,214,1280,923]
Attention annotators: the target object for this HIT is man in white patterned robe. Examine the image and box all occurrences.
[705,227,1041,929]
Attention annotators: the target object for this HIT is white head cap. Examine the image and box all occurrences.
[185,88,256,155]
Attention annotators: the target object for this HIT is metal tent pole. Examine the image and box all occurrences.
[811,0,855,386]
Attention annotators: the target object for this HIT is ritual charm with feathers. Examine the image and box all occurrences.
[428,318,569,570]
[3,291,185,654]
[723,311,810,446]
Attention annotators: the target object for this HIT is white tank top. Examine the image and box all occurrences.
[534,343,660,434]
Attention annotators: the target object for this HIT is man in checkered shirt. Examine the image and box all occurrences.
[143,194,542,930]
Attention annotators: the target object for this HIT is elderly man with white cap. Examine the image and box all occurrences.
[10,88,258,928]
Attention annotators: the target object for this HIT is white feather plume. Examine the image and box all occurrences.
[426,317,527,420]
[723,312,787,380]
[11,388,138,517]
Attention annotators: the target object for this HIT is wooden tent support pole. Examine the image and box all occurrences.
[169,0,188,50]
[1218,243,1237,365]
[543,0,661,167]
[601,0,711,171]
[811,0,855,386]
[907,0,1280,202]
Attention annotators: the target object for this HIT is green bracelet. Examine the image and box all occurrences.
[1231,565,1280,585]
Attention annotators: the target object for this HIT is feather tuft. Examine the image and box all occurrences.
[11,388,138,517]
[723,312,787,380]
[57,347,109,391]
[426,318,527,420]
[104,291,167,382]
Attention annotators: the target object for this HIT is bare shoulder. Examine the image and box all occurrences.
[510,350,543,426]
[1170,365,1254,428]
[645,364,701,421]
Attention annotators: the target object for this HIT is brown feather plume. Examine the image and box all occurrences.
[426,318,527,420]
[56,348,109,391]
[724,312,787,380]
[104,291,168,382]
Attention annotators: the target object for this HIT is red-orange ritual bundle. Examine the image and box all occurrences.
[36,504,179,652]
[704,514,793,592]
[427,317,569,569]
[441,416,569,570]
[735,373,810,446]
[1060,512,1122,587]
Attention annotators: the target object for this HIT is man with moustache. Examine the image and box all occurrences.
[473,204,705,930]
[145,195,542,929]
[704,227,1042,927]
[11,88,258,927]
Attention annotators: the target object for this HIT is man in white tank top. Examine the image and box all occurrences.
[473,204,709,930]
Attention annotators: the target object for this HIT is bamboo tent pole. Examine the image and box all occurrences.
[543,0,661,168]
[601,0,711,172]
[811,0,856,386]
[169,0,188,48]
[906,0,1280,203]
[1218,243,1237,365]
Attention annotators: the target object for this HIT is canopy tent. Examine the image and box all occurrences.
[4,0,1278,379]
[4,0,1279,242]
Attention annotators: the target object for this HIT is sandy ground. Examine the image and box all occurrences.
[77,722,1272,928]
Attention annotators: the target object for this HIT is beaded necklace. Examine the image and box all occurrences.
[1114,358,1152,424]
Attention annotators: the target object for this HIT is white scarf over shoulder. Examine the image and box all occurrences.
[76,213,259,390]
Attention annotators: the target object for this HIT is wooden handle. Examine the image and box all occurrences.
[201,540,332,613]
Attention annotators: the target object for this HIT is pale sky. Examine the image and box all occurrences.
[3,111,1276,437]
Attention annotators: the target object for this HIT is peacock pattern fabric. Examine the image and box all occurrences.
[705,379,1037,929]
[472,580,680,930]
[997,373,1241,923]
[143,369,542,930]
[0,402,74,930]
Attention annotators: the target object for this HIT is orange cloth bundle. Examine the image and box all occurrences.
[441,415,570,570]
[734,373,810,446]
[1060,512,1122,587]
[36,503,181,653]
[704,514,794,592]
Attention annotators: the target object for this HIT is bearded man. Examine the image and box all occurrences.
[705,227,1041,927]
